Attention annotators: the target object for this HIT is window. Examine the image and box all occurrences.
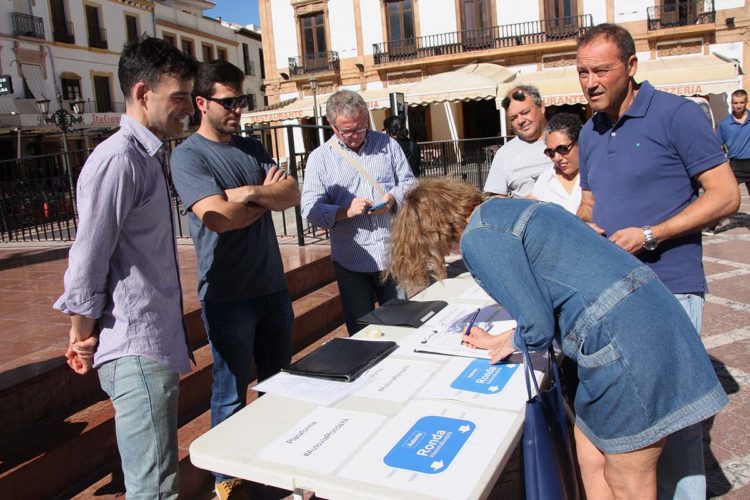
[300,12,327,67]
[545,0,578,36]
[461,0,492,31]
[248,94,257,111]
[125,14,139,44]
[385,0,415,43]
[545,0,577,19]
[661,0,696,26]
[202,43,214,62]
[85,5,107,49]
[61,77,82,101]
[217,47,227,61]
[258,48,265,78]
[93,75,112,112]
[50,0,74,43]
[163,33,176,46]
[242,43,254,75]
[181,38,194,58]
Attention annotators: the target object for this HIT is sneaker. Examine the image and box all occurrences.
[215,479,250,500]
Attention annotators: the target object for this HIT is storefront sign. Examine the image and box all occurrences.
[0,75,13,96]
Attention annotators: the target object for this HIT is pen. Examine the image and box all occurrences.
[463,308,481,336]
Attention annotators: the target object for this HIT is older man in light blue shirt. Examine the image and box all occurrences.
[301,90,415,334]
[53,37,196,498]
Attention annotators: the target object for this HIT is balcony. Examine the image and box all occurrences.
[10,12,45,39]
[52,20,75,44]
[373,15,593,65]
[87,25,108,49]
[647,0,714,30]
[288,51,340,76]
[76,99,125,113]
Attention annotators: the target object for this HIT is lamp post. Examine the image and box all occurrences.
[309,76,320,145]
[37,97,84,200]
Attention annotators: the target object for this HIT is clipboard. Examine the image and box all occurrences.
[283,338,398,382]
[357,298,449,328]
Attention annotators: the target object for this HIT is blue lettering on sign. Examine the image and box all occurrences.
[383,416,474,474]
[450,358,518,394]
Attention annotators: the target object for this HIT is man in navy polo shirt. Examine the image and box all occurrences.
[717,89,750,197]
[575,24,739,500]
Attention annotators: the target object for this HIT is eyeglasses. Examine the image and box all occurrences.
[205,94,250,111]
[335,125,368,139]
[543,141,576,159]
[501,90,527,110]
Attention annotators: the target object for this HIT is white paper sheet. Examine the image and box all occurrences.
[257,407,386,474]
[337,400,518,499]
[457,282,495,303]
[353,358,441,402]
[252,372,373,406]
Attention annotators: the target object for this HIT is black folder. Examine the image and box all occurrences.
[357,298,448,328]
[282,338,398,382]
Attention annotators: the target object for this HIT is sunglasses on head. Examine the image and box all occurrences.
[205,94,250,111]
[501,90,527,109]
[543,141,576,159]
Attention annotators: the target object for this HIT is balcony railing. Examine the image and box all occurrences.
[374,14,593,64]
[76,99,125,113]
[87,25,108,49]
[52,20,74,44]
[647,0,714,30]
[10,12,45,39]
[288,51,340,76]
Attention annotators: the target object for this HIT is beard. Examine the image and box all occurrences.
[206,111,239,136]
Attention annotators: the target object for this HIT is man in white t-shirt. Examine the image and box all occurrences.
[484,85,552,197]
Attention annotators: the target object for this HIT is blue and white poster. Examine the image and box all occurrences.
[450,358,519,394]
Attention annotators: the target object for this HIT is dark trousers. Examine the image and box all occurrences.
[333,260,398,335]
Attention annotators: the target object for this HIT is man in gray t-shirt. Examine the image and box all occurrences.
[170,61,300,498]
[484,85,552,197]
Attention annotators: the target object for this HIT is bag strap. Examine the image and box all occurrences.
[328,137,387,198]
[520,338,562,405]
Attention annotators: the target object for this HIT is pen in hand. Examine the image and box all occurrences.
[463,308,481,337]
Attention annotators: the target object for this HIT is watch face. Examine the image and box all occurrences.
[644,239,658,251]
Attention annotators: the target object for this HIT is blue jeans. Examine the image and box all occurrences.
[202,290,293,482]
[332,261,399,335]
[658,293,706,500]
[98,356,180,499]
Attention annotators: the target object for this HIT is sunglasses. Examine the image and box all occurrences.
[543,141,576,159]
[204,94,250,111]
[501,90,527,109]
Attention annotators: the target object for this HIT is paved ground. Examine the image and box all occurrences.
[0,190,749,499]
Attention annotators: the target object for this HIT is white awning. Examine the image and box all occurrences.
[19,64,49,102]
[406,63,516,107]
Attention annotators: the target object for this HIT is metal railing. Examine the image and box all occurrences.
[87,25,108,49]
[418,136,510,187]
[52,20,74,43]
[374,14,593,64]
[75,99,125,114]
[288,51,340,76]
[10,12,45,39]
[647,0,715,30]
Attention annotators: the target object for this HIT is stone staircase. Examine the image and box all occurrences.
[0,247,343,499]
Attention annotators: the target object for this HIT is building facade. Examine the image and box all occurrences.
[0,0,264,160]
[252,0,748,154]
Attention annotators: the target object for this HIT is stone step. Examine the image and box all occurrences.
[0,281,343,499]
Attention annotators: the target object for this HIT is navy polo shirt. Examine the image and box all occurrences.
[579,81,727,294]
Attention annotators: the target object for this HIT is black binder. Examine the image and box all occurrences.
[357,298,448,328]
[282,338,398,382]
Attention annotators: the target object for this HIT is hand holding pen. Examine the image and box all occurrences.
[463,308,481,337]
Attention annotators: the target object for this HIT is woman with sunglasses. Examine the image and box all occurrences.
[531,113,583,214]
[387,177,726,500]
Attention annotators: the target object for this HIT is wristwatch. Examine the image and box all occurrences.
[642,226,658,251]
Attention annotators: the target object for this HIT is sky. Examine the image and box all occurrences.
[205,0,261,28]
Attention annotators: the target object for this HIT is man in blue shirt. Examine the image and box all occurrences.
[170,61,299,500]
[54,37,196,498]
[575,24,739,500]
[301,90,415,335]
[716,89,750,197]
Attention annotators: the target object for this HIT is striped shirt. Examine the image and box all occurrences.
[301,131,416,272]
[53,115,191,374]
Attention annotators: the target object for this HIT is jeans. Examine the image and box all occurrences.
[332,260,398,335]
[658,293,706,500]
[98,356,180,499]
[202,290,294,482]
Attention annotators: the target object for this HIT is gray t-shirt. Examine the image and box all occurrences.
[483,136,552,197]
[171,133,287,302]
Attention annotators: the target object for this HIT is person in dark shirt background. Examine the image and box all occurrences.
[383,115,421,177]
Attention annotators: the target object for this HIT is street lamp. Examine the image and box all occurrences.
[309,76,320,146]
[37,97,84,198]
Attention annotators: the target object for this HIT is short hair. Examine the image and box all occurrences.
[545,113,583,142]
[732,89,748,100]
[118,36,197,100]
[325,90,368,125]
[193,60,245,99]
[383,115,408,139]
[501,85,542,110]
[577,23,636,64]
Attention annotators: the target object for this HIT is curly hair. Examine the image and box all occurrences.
[387,177,484,288]
[545,112,583,142]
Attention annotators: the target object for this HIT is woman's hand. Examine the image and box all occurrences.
[463,327,516,363]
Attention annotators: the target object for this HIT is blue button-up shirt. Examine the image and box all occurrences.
[54,115,191,374]
[301,131,415,272]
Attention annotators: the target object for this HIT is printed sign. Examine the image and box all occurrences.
[383,416,475,474]
[450,358,519,394]
[0,75,13,96]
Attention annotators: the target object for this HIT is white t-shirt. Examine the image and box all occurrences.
[483,136,552,196]
[531,168,582,214]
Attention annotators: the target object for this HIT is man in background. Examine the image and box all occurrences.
[716,89,750,198]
